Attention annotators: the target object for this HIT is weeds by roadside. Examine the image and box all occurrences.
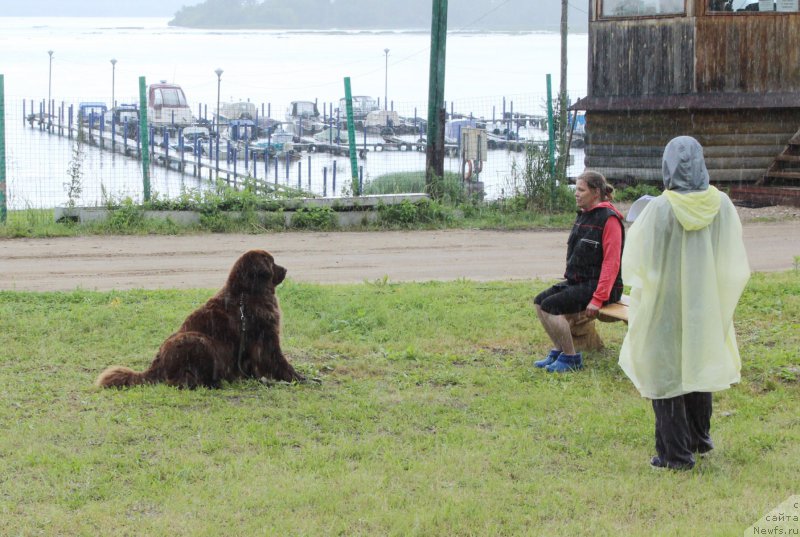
[0,174,580,237]
[6,166,793,238]
[63,137,84,209]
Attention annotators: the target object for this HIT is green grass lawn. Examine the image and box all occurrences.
[1,273,797,536]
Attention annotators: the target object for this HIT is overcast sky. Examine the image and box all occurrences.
[0,0,587,31]
[0,0,196,16]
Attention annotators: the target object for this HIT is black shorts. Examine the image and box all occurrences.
[534,281,596,315]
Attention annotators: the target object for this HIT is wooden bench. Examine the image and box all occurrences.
[565,295,629,351]
[598,294,629,323]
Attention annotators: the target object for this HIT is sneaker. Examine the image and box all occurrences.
[534,349,561,368]
[650,456,694,471]
[546,352,583,373]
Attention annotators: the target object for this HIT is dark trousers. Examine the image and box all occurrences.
[652,392,714,468]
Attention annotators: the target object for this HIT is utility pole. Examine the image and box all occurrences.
[214,68,223,176]
[558,0,569,176]
[425,0,448,194]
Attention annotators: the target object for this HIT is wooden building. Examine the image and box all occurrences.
[573,0,800,186]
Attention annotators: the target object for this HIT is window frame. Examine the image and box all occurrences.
[598,0,687,20]
[705,0,800,14]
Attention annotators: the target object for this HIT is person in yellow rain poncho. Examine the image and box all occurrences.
[618,136,750,470]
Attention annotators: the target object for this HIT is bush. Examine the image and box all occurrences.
[509,143,574,213]
[362,172,426,195]
[260,210,287,231]
[613,183,662,202]
[377,200,418,226]
[377,199,453,228]
[137,179,295,232]
[290,206,337,230]
[104,198,146,232]
[364,172,466,204]
[143,179,296,213]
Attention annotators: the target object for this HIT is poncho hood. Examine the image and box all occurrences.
[662,136,710,193]
[663,186,722,231]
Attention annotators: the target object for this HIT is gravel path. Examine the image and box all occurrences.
[1,206,797,291]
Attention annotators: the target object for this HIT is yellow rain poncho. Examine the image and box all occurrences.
[618,185,750,399]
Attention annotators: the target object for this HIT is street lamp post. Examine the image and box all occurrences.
[214,68,223,135]
[110,58,117,109]
[214,68,223,171]
[383,48,389,111]
[110,59,117,146]
[47,50,54,127]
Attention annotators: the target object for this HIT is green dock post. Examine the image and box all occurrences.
[343,77,359,196]
[0,74,6,224]
[546,74,557,204]
[138,76,151,201]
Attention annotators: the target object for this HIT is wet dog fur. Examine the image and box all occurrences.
[95,249,303,389]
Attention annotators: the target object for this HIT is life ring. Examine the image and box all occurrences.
[461,159,473,181]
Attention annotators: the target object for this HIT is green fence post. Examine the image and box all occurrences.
[425,0,448,189]
[546,74,557,205]
[0,74,6,224]
[343,77,359,196]
[138,76,151,202]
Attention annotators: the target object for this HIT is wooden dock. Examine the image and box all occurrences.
[27,114,310,196]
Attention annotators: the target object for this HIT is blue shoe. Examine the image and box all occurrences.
[534,349,561,368]
[546,352,583,373]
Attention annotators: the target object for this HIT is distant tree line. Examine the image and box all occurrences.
[168,0,587,31]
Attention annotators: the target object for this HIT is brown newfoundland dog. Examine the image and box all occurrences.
[96,249,304,389]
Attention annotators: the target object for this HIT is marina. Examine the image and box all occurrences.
[0,17,591,209]
[17,89,578,205]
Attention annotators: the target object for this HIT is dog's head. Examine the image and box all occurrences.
[227,249,287,294]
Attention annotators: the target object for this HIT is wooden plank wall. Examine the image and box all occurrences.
[590,19,694,97]
[590,14,800,96]
[583,109,800,183]
[585,10,800,183]
[696,15,800,93]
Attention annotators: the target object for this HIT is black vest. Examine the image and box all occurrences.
[564,206,624,297]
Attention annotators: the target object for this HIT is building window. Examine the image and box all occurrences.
[709,0,799,11]
[601,0,685,17]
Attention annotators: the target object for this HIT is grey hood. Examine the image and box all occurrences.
[662,136,710,193]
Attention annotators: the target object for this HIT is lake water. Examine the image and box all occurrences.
[0,17,589,209]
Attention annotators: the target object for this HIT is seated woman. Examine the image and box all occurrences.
[533,171,625,373]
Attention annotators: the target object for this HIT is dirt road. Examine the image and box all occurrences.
[1,222,797,292]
